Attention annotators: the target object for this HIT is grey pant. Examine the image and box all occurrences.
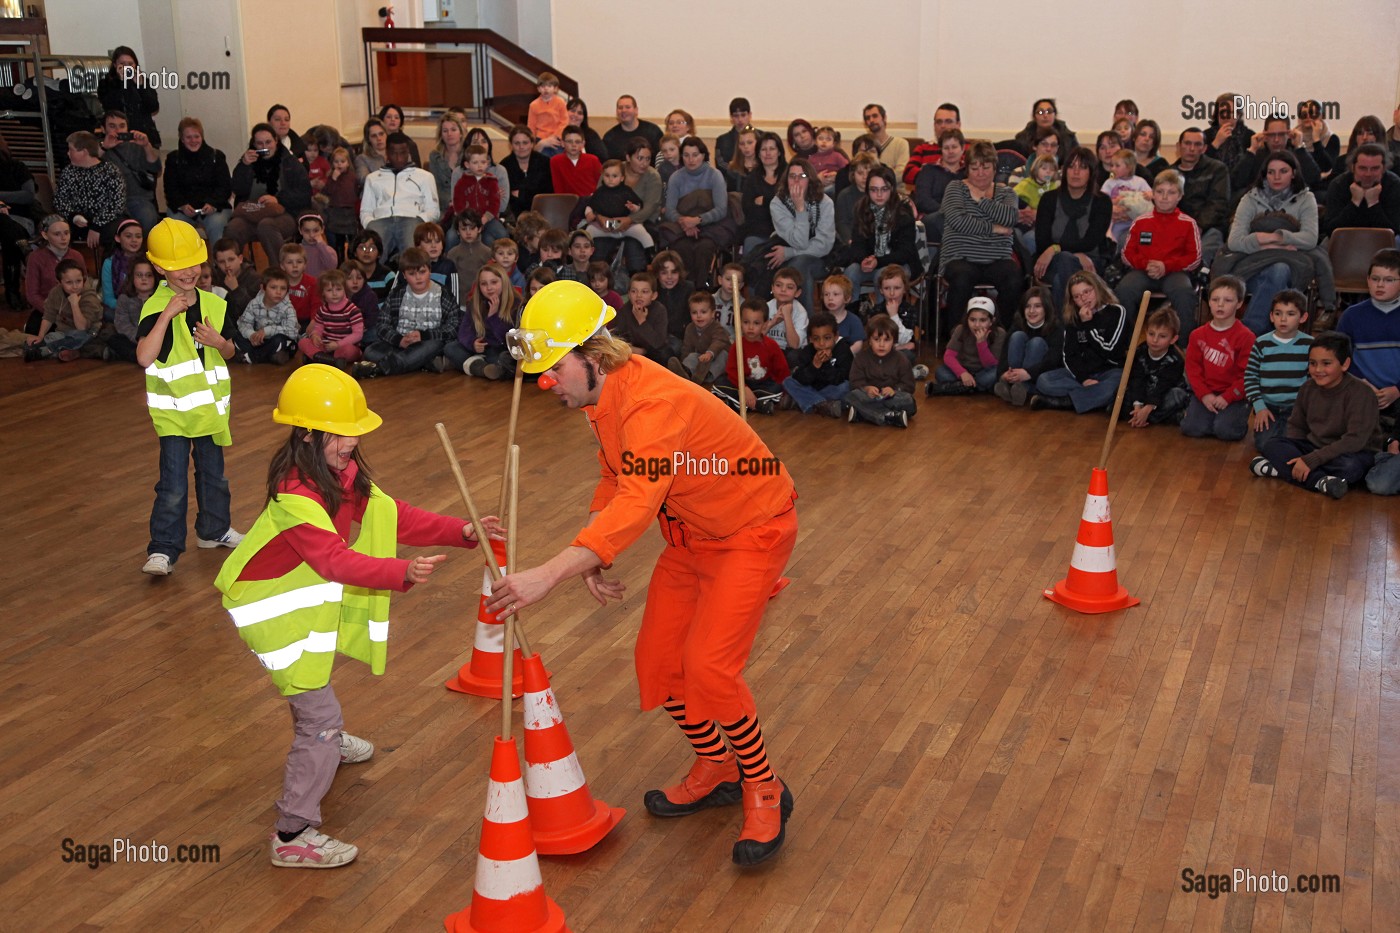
[845,388,917,424]
[684,351,727,382]
[275,684,344,833]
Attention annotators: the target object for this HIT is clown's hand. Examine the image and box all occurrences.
[583,567,625,606]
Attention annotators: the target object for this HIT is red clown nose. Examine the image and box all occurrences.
[537,372,559,390]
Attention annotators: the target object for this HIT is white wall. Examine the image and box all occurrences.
[553,0,1400,140]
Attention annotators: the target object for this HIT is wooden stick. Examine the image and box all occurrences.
[1098,293,1153,470]
[501,445,520,738]
[434,423,532,659]
[497,368,524,519]
[730,269,746,423]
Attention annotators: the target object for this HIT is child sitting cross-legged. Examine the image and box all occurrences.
[780,310,853,417]
[929,296,1006,395]
[1181,274,1255,441]
[1244,289,1313,452]
[845,314,917,428]
[1250,331,1381,499]
[446,262,518,380]
[298,269,364,368]
[667,290,731,385]
[861,264,921,370]
[1122,306,1189,427]
[612,270,672,364]
[1032,270,1130,413]
[353,247,459,378]
[995,287,1060,407]
[713,298,788,415]
[24,258,102,362]
[234,268,299,365]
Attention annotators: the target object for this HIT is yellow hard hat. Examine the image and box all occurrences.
[146,217,208,271]
[507,280,616,373]
[273,364,383,436]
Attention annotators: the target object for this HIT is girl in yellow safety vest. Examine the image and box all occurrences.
[215,363,501,868]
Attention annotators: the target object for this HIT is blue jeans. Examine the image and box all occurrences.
[364,337,447,375]
[844,262,913,296]
[1241,263,1291,335]
[1046,250,1103,309]
[128,197,161,233]
[1004,331,1048,372]
[1366,452,1400,495]
[481,217,508,246]
[1251,404,1291,453]
[367,216,421,260]
[934,364,997,391]
[1261,437,1374,489]
[169,208,231,243]
[1180,397,1250,441]
[1115,270,1198,331]
[39,329,93,353]
[444,342,514,377]
[1035,367,1122,413]
[782,377,847,411]
[149,434,232,562]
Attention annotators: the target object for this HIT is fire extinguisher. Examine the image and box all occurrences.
[378,5,396,64]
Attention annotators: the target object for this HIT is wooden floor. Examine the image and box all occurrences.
[1,358,1395,933]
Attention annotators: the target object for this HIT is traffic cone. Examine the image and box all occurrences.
[444,737,571,933]
[447,540,526,698]
[521,654,625,855]
[1043,467,1140,614]
[769,576,791,598]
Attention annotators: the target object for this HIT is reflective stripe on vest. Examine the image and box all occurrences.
[141,284,232,443]
[213,486,398,696]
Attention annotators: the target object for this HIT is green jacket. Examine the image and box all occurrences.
[141,283,232,445]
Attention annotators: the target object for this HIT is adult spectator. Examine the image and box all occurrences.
[1013,98,1079,156]
[715,97,754,167]
[0,134,38,306]
[227,122,311,260]
[1346,116,1387,169]
[1113,100,1139,135]
[1033,147,1111,307]
[465,126,510,219]
[97,46,160,147]
[603,95,662,160]
[664,110,696,146]
[913,129,967,247]
[1097,130,1151,184]
[427,114,466,223]
[660,137,732,287]
[1170,127,1231,265]
[1203,92,1254,176]
[904,103,961,190]
[1131,120,1169,178]
[98,109,161,232]
[725,126,759,191]
[843,163,922,293]
[1224,150,1319,334]
[377,104,421,165]
[1389,104,1400,162]
[786,120,818,161]
[763,157,835,304]
[1321,143,1400,238]
[739,132,785,253]
[355,118,388,183]
[596,138,662,273]
[504,123,552,217]
[163,116,233,243]
[835,151,876,249]
[1231,115,1323,197]
[566,98,609,163]
[939,141,1022,330]
[550,126,603,198]
[55,131,126,248]
[266,104,305,159]
[1296,99,1338,184]
[360,132,439,259]
[862,103,908,180]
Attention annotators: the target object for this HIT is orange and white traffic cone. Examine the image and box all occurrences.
[1044,467,1140,614]
[521,654,625,855]
[445,737,570,933]
[447,540,526,699]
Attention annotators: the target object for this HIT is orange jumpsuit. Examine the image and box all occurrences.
[572,355,797,723]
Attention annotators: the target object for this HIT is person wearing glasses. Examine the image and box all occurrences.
[715,97,755,168]
[1296,100,1339,186]
[1230,114,1322,198]
[1337,248,1400,430]
[841,163,923,295]
[763,158,835,306]
[1013,98,1079,157]
[487,279,800,868]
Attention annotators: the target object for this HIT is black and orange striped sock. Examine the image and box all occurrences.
[719,715,775,783]
[663,697,728,761]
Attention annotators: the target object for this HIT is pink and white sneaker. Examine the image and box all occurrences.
[270,827,358,868]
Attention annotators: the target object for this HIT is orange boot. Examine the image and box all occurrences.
[644,753,742,817]
[732,777,794,866]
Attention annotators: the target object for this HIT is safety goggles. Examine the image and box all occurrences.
[505,302,611,364]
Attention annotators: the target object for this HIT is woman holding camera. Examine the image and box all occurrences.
[164,117,233,243]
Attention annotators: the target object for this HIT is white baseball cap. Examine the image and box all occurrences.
[967,296,995,315]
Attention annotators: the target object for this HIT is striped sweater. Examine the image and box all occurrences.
[309,299,364,346]
[1244,331,1313,413]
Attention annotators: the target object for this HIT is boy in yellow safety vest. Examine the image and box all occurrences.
[136,218,241,576]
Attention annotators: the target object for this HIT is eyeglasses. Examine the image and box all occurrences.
[1036,108,1056,116]
[867,184,891,193]
[789,172,808,180]
[356,243,377,252]
[1369,275,1400,285]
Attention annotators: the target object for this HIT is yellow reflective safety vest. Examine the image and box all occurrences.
[141,284,232,445]
[214,486,399,696]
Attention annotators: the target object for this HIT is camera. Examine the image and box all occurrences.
[193,208,205,218]
[254,148,271,155]
[117,132,134,141]
[605,219,618,231]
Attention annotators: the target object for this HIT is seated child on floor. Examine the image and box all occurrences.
[845,314,917,428]
[1123,307,1189,427]
[714,298,788,415]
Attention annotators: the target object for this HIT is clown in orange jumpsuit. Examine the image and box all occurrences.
[486,280,798,865]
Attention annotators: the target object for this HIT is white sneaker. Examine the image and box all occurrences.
[339,732,374,764]
[912,363,930,380]
[198,528,244,549]
[142,553,172,576]
[270,827,358,868]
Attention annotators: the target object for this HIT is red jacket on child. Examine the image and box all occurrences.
[726,335,790,385]
[453,172,501,219]
[287,272,318,326]
[1186,320,1255,402]
[1123,207,1203,274]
